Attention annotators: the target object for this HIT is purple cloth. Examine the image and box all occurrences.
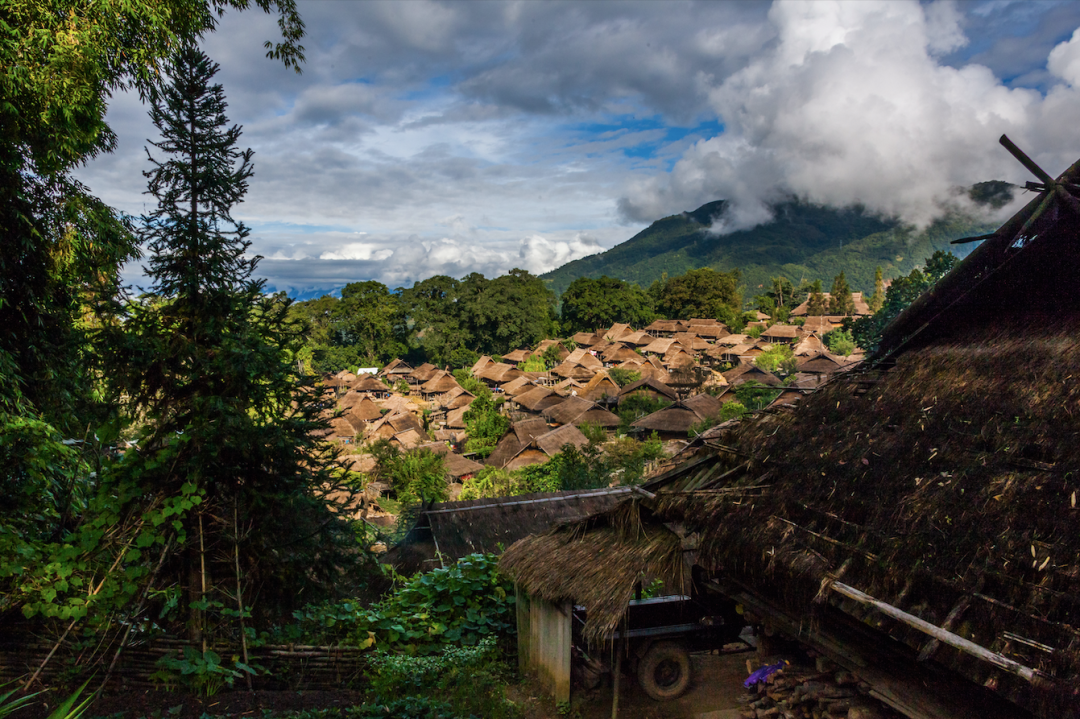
[743,661,785,687]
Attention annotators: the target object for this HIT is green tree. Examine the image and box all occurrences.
[754,344,797,375]
[656,268,742,320]
[806,280,828,316]
[559,276,654,334]
[847,251,959,353]
[0,0,304,426]
[869,266,885,313]
[823,328,856,356]
[103,45,361,633]
[463,394,510,459]
[828,272,856,316]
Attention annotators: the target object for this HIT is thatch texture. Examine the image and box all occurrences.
[352,374,390,393]
[618,376,678,403]
[501,500,689,644]
[674,327,1080,714]
[486,418,552,468]
[471,355,494,375]
[579,370,620,402]
[514,386,564,413]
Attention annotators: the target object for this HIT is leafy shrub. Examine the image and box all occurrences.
[745,325,764,339]
[578,421,607,446]
[152,646,256,697]
[463,394,510,458]
[607,368,641,387]
[822,328,856,357]
[754,344,796,375]
[519,354,547,372]
[616,393,670,432]
[347,697,460,719]
[734,381,782,411]
[285,554,515,655]
[366,638,518,719]
[451,370,491,400]
[719,400,748,421]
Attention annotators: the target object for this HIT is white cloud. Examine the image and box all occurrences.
[1048,28,1080,86]
[620,0,1080,232]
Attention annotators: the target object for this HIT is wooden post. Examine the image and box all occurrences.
[610,641,621,719]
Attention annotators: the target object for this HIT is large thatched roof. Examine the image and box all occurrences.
[501,500,690,644]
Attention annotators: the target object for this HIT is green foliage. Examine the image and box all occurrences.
[463,395,510,459]
[823,329,856,357]
[559,275,654,334]
[287,554,515,655]
[745,325,764,339]
[400,271,557,365]
[541,197,994,306]
[451,370,491,401]
[656,267,742,320]
[519,354,547,372]
[735,381,783,411]
[385,448,448,506]
[847,251,959,354]
[616,394,670,433]
[348,696,461,719]
[754,344,797,375]
[806,280,828,316]
[869,266,885,313]
[607,368,642,387]
[578,421,607,446]
[366,638,519,719]
[152,646,256,697]
[0,681,92,719]
[828,272,856,315]
[719,401,749,421]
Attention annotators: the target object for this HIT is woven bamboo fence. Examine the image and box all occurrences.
[0,636,368,691]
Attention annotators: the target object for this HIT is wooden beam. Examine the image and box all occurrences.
[830,581,1039,683]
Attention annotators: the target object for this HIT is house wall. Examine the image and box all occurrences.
[516,585,571,703]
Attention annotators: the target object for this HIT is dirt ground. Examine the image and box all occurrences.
[509,649,752,719]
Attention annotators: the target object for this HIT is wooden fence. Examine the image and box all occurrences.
[0,636,368,691]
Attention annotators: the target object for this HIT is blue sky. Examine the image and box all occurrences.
[74,0,1080,298]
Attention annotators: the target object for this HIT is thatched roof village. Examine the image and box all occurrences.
[498,139,1080,718]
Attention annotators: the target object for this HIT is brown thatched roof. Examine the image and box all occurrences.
[643,319,679,334]
[619,376,678,403]
[500,500,689,644]
[631,393,723,434]
[542,396,619,428]
[619,330,652,346]
[604,323,633,341]
[641,337,676,355]
[514,386,564,412]
[503,348,531,364]
[486,418,552,468]
[419,370,459,395]
[795,351,856,374]
[478,362,524,384]
[579,370,620,402]
[351,374,389,393]
[500,375,536,397]
[535,423,590,456]
[346,395,383,422]
[600,343,640,364]
[327,415,357,438]
[761,324,799,340]
[572,331,601,346]
[722,362,782,386]
[471,355,494,375]
[382,358,412,375]
[445,405,470,429]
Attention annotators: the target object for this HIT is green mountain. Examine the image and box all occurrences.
[542,189,1010,299]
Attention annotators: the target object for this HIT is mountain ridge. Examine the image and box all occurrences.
[542,187,1011,299]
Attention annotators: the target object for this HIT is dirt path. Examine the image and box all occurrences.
[511,650,752,719]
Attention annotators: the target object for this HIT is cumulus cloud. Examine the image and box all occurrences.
[619,0,1080,232]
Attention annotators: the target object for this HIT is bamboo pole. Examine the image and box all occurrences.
[829,581,1040,683]
[199,511,208,655]
[233,500,252,692]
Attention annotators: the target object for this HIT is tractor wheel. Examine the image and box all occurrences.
[637,641,691,701]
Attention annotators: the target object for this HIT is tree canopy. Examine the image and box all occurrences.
[560,275,654,334]
[653,267,742,320]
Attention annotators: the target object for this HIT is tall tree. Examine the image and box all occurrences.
[0,0,304,427]
[869,266,886,313]
[560,276,654,334]
[806,280,828,316]
[656,267,742,320]
[828,272,856,316]
[105,45,361,636]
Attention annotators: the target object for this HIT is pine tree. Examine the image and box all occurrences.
[105,45,365,637]
[828,272,856,316]
[869,266,885,313]
[806,280,828,316]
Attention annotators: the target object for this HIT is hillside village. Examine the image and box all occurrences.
[317,291,872,526]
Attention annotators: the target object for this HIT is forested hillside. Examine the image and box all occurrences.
[542,185,1012,297]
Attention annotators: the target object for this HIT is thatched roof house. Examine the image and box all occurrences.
[503,424,591,472]
[502,348,531,365]
[486,418,552,468]
[513,386,565,413]
[640,337,677,355]
[351,374,390,394]
[533,339,570,362]
[722,363,782,387]
[618,376,678,404]
[420,370,461,397]
[630,393,724,437]
[760,323,799,342]
[795,351,858,375]
[541,395,619,428]
[471,355,494,375]
[345,395,383,423]
[578,370,620,403]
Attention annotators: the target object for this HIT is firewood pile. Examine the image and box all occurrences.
[738,659,900,719]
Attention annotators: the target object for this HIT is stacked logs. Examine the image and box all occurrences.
[738,661,900,719]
